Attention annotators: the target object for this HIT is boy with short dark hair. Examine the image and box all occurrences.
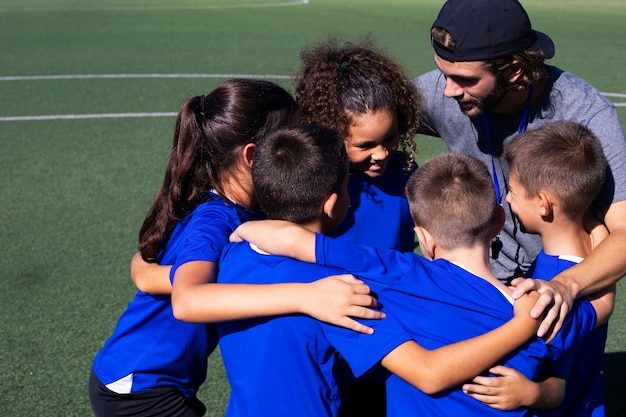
[218,125,541,417]
[463,121,615,416]
[233,150,612,416]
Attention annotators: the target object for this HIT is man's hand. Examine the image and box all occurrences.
[510,277,575,341]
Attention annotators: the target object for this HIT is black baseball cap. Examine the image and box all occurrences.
[431,0,555,62]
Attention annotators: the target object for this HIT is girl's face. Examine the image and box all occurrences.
[344,110,399,178]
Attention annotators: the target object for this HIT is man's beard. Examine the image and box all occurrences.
[460,74,508,117]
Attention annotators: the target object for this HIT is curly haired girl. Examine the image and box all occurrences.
[295,36,423,254]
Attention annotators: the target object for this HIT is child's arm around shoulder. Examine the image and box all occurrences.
[230,220,316,262]
[229,220,384,332]
[130,251,173,294]
[170,259,382,332]
[461,288,613,411]
[380,291,542,394]
[232,219,412,278]
[461,219,611,411]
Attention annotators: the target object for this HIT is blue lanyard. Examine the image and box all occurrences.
[482,84,534,204]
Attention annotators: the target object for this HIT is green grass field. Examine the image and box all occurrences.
[1,1,625,415]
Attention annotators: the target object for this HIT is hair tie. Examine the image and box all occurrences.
[340,60,351,69]
[197,94,206,121]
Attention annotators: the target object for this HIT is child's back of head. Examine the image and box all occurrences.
[253,124,349,226]
[503,120,607,218]
[405,153,499,250]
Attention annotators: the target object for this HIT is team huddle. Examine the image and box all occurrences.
[89,0,626,416]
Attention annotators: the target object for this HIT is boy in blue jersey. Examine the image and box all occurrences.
[218,125,544,417]
[463,121,615,416]
[231,151,613,417]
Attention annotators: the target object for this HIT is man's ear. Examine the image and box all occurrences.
[506,60,524,84]
[323,192,339,219]
[242,143,256,169]
[414,225,436,260]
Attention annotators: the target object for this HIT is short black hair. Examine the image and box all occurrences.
[253,125,348,224]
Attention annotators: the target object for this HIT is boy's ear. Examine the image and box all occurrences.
[242,143,256,169]
[414,225,436,260]
[537,191,554,218]
[492,205,506,238]
[322,192,339,219]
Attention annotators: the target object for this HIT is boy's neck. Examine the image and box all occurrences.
[275,218,324,235]
[537,216,591,258]
[301,220,324,235]
[434,244,510,293]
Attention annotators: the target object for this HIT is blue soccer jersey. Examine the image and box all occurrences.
[328,154,416,252]
[216,242,411,417]
[92,195,258,397]
[314,235,597,417]
[529,249,608,417]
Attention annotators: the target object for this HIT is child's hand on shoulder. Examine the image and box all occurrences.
[304,274,384,334]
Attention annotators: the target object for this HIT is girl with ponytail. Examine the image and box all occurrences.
[90,79,380,417]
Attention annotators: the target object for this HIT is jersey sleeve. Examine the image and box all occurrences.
[541,349,575,380]
[546,298,597,360]
[323,313,412,378]
[314,233,417,284]
[170,205,237,282]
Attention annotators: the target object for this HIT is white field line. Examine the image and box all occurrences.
[0,113,177,122]
[0,74,292,81]
[0,74,624,121]
[0,0,308,13]
[599,92,626,106]
[0,73,291,121]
